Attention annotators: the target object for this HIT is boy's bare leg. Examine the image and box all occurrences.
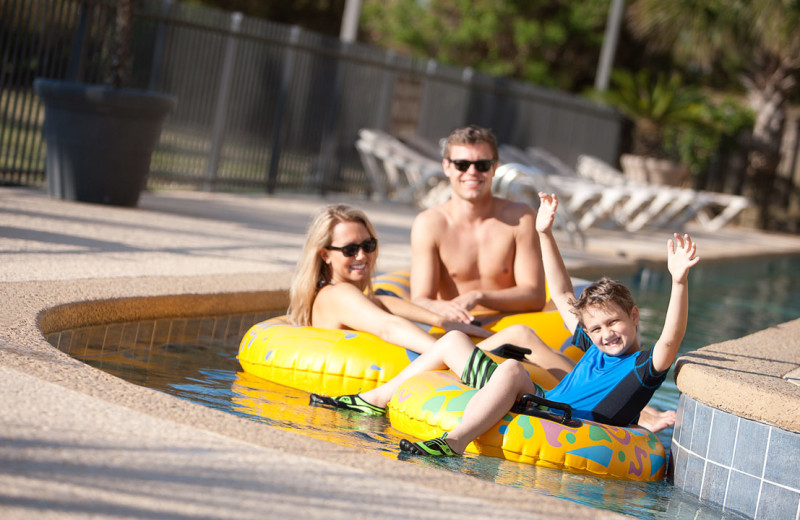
[441,360,537,455]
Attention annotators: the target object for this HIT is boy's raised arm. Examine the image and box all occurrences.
[652,234,700,372]
[535,193,579,332]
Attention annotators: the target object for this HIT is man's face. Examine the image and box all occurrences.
[443,143,496,202]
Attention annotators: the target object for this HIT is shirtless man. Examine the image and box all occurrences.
[410,125,676,432]
[411,125,545,323]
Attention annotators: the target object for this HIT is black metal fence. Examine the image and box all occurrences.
[3,0,627,196]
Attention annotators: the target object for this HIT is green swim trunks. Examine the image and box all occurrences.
[461,348,499,389]
[461,348,546,397]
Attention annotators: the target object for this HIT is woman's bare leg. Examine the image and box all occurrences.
[359,331,477,408]
[476,324,575,380]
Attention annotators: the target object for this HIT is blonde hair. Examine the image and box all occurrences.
[287,204,379,326]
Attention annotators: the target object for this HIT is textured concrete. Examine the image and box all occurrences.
[2,186,800,519]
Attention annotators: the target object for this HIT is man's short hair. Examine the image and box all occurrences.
[443,125,499,161]
[571,277,636,326]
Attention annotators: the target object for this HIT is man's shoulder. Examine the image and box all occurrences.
[414,205,445,224]
[493,196,535,216]
[490,197,536,228]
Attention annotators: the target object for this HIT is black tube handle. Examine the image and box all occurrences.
[516,392,574,425]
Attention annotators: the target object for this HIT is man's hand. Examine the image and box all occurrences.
[535,192,558,234]
[450,290,483,312]
[667,233,699,283]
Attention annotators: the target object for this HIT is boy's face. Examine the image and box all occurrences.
[581,302,640,356]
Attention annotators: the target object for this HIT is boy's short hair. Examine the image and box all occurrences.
[443,125,499,161]
[571,277,636,326]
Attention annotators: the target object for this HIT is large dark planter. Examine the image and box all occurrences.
[34,79,177,207]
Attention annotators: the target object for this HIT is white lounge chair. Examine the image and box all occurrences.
[493,162,586,248]
[503,146,750,232]
[355,129,450,207]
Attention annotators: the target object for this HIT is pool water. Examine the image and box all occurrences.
[50,255,800,520]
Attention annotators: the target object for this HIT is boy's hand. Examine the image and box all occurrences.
[667,233,699,283]
[535,192,558,233]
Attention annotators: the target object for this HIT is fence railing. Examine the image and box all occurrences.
[4,0,623,196]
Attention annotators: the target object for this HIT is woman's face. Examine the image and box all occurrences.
[321,220,375,287]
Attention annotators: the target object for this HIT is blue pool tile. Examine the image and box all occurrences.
[673,393,686,446]
[680,395,696,449]
[689,400,713,458]
[732,418,769,477]
[707,409,738,467]
[684,453,705,497]
[724,470,760,519]
[755,482,800,520]
[763,427,800,491]
[700,461,729,507]
[671,444,688,487]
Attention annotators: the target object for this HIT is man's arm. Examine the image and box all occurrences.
[410,210,474,322]
[535,193,579,331]
[652,234,700,372]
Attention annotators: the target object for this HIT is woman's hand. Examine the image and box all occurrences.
[439,320,492,338]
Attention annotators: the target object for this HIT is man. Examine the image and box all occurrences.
[411,125,545,323]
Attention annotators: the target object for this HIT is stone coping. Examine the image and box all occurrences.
[674,318,800,433]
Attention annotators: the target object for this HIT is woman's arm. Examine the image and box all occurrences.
[314,283,437,353]
[375,294,491,338]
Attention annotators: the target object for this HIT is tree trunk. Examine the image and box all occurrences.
[742,59,794,229]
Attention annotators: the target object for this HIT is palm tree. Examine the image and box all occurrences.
[626,0,800,229]
[109,0,135,88]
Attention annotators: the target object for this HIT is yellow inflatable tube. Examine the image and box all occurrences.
[238,317,563,395]
[388,370,666,482]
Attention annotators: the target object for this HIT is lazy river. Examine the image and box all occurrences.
[48,255,800,519]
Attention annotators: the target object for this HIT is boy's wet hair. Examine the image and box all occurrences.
[443,125,499,161]
[571,277,636,326]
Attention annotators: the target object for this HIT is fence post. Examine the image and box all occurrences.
[148,0,174,91]
[375,51,396,131]
[416,59,438,138]
[204,11,242,192]
[266,25,301,193]
[66,1,90,82]
[316,41,349,194]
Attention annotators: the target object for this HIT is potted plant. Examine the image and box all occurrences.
[34,0,176,207]
[594,69,709,186]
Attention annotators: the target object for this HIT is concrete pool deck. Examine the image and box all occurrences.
[2,186,800,519]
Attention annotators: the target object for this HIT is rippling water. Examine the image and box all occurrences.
[64,255,800,520]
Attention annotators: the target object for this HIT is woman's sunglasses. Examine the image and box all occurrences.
[325,237,378,257]
[446,158,496,173]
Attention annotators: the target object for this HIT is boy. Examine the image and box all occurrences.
[312,192,698,457]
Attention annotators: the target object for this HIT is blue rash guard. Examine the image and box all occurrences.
[543,327,668,426]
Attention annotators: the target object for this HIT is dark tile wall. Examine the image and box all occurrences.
[670,393,800,519]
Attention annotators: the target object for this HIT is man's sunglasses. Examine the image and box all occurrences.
[325,237,378,257]
[447,158,496,173]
